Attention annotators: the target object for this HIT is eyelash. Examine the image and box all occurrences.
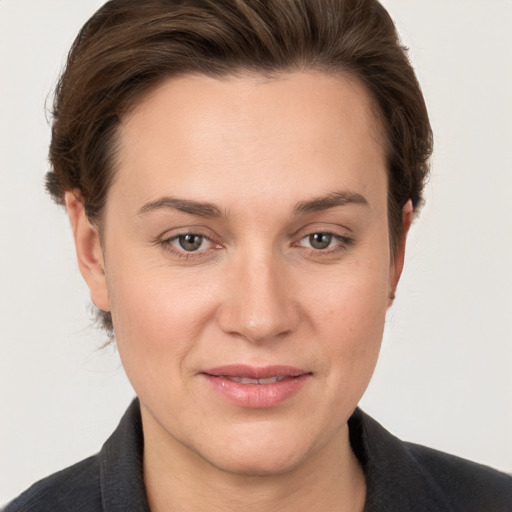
[157,230,354,260]
[159,232,221,260]
[293,232,354,255]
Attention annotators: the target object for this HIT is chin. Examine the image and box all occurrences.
[192,424,320,477]
[207,447,307,478]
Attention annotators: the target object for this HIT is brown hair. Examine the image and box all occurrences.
[47,0,433,332]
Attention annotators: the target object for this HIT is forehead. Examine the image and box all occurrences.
[111,71,387,214]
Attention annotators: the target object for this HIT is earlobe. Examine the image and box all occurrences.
[388,199,414,307]
[64,191,110,312]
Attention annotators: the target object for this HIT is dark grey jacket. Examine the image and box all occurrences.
[4,399,512,511]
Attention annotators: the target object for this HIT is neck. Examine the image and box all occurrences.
[142,409,366,512]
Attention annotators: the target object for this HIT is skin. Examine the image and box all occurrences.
[66,71,412,512]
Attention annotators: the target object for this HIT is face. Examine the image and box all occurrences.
[70,71,409,476]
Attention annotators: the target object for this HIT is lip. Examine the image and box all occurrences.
[201,365,312,409]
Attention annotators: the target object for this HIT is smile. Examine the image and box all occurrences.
[217,375,290,384]
[201,365,311,408]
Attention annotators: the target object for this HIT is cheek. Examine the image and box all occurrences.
[105,252,220,390]
[302,259,390,391]
[105,226,391,406]
[306,256,390,338]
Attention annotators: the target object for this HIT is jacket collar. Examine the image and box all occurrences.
[349,409,453,512]
[100,399,150,512]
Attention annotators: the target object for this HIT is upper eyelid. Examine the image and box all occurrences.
[300,231,341,241]
[159,226,217,242]
[300,228,347,237]
[166,232,211,241]
[167,233,215,248]
[293,224,353,240]
[296,232,353,246]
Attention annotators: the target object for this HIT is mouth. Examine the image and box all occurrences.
[201,365,312,408]
[219,376,290,384]
[202,364,310,381]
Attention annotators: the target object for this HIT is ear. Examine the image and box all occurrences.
[388,199,414,307]
[65,191,110,312]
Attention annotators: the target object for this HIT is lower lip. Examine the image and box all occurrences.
[202,374,311,408]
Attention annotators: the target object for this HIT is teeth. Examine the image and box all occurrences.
[230,377,260,384]
[225,376,287,384]
[258,377,281,384]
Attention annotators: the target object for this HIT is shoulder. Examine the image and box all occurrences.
[351,409,512,511]
[2,454,102,512]
[404,441,512,510]
[3,399,147,512]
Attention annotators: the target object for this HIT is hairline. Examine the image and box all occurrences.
[94,67,400,262]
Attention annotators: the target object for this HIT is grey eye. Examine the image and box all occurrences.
[309,233,333,250]
[178,234,204,251]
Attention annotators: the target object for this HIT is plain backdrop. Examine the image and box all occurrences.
[1,0,511,503]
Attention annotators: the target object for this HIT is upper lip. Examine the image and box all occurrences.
[202,365,309,379]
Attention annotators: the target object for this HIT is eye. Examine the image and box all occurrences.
[171,234,209,252]
[307,233,335,250]
[156,229,223,261]
[301,232,341,250]
[293,230,354,256]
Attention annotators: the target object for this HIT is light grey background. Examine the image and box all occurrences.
[1,0,511,503]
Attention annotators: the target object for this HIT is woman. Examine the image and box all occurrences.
[3,0,511,510]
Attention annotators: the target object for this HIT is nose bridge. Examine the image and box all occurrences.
[218,245,298,343]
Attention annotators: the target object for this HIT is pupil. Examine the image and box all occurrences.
[179,234,203,251]
[310,233,332,250]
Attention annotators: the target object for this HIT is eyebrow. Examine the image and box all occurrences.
[137,197,223,217]
[293,190,368,215]
[137,190,368,218]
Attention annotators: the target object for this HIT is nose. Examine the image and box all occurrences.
[217,251,300,344]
